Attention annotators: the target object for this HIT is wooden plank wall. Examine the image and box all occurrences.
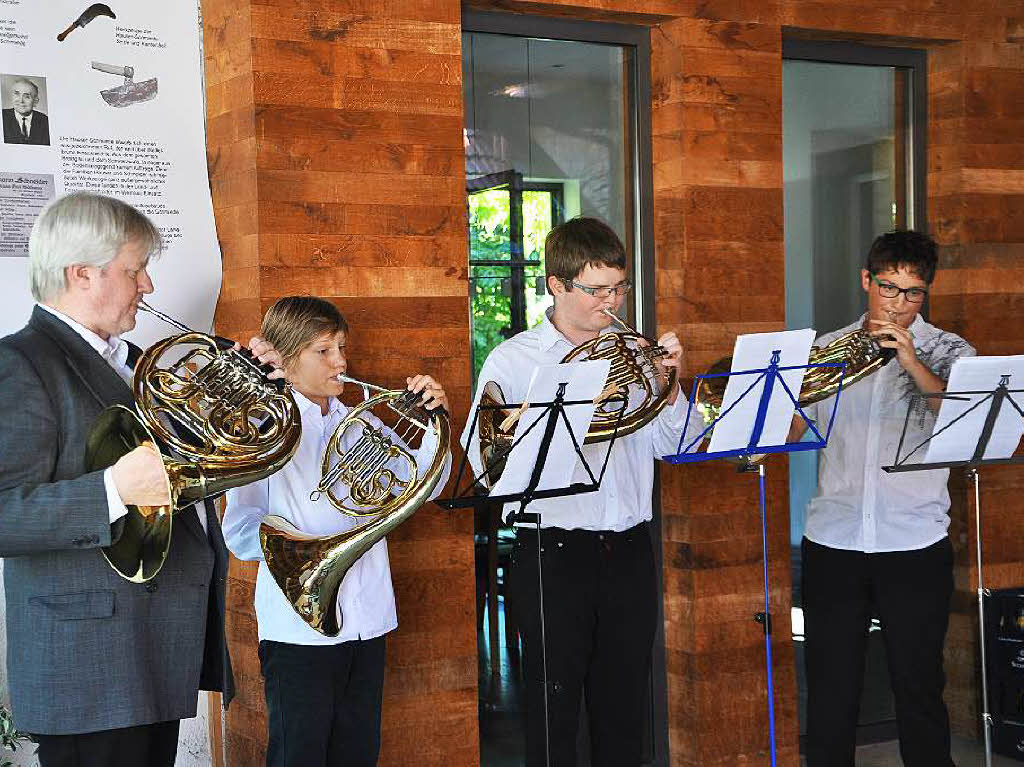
[204,0,1023,763]
[928,25,1024,735]
[649,14,797,767]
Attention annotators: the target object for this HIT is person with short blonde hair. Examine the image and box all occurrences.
[224,295,451,767]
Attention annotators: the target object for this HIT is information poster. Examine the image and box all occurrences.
[0,1,221,344]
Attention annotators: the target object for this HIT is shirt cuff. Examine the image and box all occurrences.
[103,467,130,524]
[415,425,440,475]
[661,381,691,427]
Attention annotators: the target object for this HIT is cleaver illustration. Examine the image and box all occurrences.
[91,62,158,107]
[58,3,115,42]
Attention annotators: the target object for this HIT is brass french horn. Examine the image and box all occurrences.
[259,375,450,636]
[693,328,896,426]
[85,302,301,582]
[477,309,676,486]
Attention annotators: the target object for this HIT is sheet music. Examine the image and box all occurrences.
[488,359,610,497]
[921,355,1024,463]
[706,328,816,454]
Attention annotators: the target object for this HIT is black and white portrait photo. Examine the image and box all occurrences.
[2,73,50,146]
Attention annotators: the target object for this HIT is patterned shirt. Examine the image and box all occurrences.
[804,313,975,553]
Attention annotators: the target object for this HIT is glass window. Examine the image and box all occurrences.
[783,47,923,746]
[464,32,638,387]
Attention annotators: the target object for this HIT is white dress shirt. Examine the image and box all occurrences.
[223,389,451,645]
[38,303,134,526]
[461,308,703,532]
[803,313,975,553]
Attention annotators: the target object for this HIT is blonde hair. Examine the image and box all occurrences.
[261,296,348,367]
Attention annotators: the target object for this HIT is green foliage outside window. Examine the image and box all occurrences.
[469,190,513,385]
[468,187,555,384]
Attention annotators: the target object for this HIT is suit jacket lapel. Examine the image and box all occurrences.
[29,306,134,410]
[31,308,218,549]
[177,504,208,546]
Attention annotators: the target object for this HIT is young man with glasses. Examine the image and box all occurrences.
[462,216,701,766]
[793,230,975,767]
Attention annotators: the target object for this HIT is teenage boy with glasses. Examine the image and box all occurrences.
[792,230,975,767]
[462,216,702,766]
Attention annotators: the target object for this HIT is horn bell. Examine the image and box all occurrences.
[260,386,450,636]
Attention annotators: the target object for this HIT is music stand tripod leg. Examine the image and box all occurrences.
[971,467,994,767]
[748,462,778,767]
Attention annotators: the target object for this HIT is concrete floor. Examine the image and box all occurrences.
[837,735,1020,766]
[478,597,1021,766]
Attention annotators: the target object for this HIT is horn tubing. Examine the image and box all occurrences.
[137,300,193,334]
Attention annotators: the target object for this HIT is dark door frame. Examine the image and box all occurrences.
[781,38,929,748]
[782,39,927,236]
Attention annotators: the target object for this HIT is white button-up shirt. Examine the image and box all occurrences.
[223,390,450,645]
[461,308,703,532]
[803,313,975,553]
[38,303,136,526]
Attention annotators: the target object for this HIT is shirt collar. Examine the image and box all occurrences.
[292,389,346,419]
[536,305,617,353]
[537,307,567,352]
[37,303,128,368]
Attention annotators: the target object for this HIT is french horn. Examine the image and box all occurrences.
[693,328,896,426]
[84,302,301,582]
[477,308,676,486]
[259,374,450,636]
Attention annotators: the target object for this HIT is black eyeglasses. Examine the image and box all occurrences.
[564,279,633,298]
[870,273,928,304]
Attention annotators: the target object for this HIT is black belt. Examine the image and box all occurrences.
[514,521,649,549]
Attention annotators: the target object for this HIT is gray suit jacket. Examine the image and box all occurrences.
[0,306,233,735]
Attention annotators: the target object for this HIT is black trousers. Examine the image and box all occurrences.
[508,522,657,767]
[259,636,386,767]
[34,720,180,767]
[802,536,955,767]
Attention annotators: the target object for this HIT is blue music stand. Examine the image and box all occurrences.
[663,349,847,767]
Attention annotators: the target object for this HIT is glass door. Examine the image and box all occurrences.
[783,40,926,747]
[468,171,564,384]
[463,15,660,765]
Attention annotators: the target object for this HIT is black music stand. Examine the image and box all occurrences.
[440,370,623,767]
[664,348,846,767]
[883,374,1024,767]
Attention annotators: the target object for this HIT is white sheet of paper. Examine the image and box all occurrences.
[488,359,611,498]
[706,328,816,454]
[921,356,1024,464]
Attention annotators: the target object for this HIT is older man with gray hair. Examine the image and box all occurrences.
[2,76,49,145]
[0,192,280,767]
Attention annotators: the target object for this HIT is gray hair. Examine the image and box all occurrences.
[28,192,162,302]
[11,78,39,99]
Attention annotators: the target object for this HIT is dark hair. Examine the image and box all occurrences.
[545,217,627,292]
[865,230,938,284]
[261,296,348,367]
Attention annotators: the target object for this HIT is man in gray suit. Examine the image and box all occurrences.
[0,193,282,767]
